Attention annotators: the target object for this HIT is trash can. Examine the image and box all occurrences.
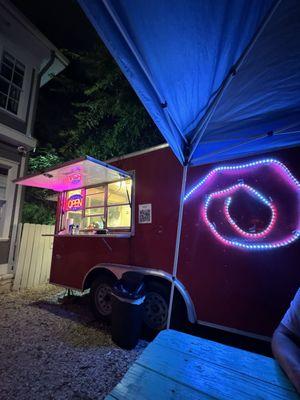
[111,272,145,349]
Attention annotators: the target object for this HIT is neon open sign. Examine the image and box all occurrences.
[65,194,83,211]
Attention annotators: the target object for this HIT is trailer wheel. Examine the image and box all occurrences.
[143,281,170,338]
[143,280,188,338]
[90,275,115,322]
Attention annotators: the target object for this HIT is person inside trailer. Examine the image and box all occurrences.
[272,289,300,392]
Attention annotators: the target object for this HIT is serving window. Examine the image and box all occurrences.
[60,177,133,233]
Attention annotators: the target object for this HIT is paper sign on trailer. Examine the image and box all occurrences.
[138,204,152,224]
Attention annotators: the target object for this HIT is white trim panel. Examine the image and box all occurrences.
[106,143,169,164]
[197,319,271,342]
[0,122,36,148]
[0,157,18,239]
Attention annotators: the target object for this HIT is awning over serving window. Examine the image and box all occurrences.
[15,156,131,192]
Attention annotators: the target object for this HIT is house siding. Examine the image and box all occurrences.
[0,110,27,134]
[0,141,22,163]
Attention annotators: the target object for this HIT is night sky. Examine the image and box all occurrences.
[10,1,108,150]
[11,0,99,51]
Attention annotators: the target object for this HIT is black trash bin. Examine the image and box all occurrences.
[111,272,145,349]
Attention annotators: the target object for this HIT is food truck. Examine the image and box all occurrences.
[16,143,300,339]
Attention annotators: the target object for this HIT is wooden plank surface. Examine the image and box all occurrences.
[32,225,45,286]
[44,225,55,282]
[154,329,292,390]
[107,330,299,400]
[27,224,42,288]
[13,222,23,273]
[108,363,216,400]
[20,224,36,289]
[13,223,55,290]
[137,342,297,399]
[40,225,52,284]
[13,223,29,290]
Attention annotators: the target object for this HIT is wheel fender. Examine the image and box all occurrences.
[83,263,196,323]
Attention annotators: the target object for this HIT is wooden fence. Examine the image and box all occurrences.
[13,223,55,291]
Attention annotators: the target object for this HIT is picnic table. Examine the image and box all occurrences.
[106,329,299,399]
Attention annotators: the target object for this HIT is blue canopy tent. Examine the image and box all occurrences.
[77,0,300,327]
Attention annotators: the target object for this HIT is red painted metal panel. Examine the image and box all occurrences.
[50,236,130,289]
[178,147,300,336]
[112,148,182,272]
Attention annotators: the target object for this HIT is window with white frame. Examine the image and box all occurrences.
[60,178,133,233]
[0,51,25,115]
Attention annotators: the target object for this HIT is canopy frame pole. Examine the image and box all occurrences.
[187,0,282,164]
[101,0,188,156]
[167,164,188,329]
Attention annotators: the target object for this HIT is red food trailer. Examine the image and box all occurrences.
[16,143,300,339]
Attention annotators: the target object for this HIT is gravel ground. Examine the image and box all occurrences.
[0,285,147,400]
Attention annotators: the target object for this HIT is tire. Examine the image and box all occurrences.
[142,281,170,339]
[90,275,115,322]
[142,280,188,339]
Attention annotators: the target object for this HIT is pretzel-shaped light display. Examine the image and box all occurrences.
[184,159,300,250]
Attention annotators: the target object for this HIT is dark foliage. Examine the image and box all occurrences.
[23,44,163,224]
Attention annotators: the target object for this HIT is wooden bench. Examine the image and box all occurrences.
[106,329,299,399]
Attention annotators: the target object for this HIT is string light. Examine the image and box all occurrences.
[184,158,300,201]
[185,158,300,250]
[224,184,277,238]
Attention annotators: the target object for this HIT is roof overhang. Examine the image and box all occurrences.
[0,0,69,88]
[15,156,132,192]
[40,53,69,87]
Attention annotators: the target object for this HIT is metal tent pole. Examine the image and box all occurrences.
[167,164,188,329]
